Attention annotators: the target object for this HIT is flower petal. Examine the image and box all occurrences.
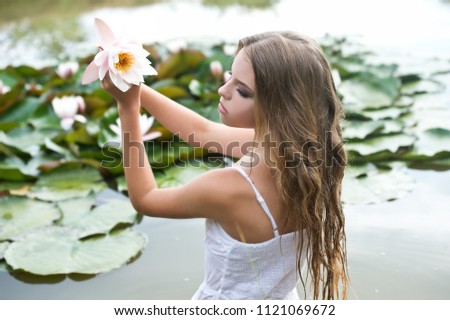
[81,61,100,84]
[61,118,75,131]
[139,114,154,133]
[109,72,131,92]
[74,115,87,123]
[141,63,158,76]
[94,18,116,48]
[142,132,162,141]
[94,50,108,67]
[109,124,121,136]
[99,65,109,81]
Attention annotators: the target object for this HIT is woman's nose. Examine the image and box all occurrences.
[218,83,226,97]
[218,71,232,98]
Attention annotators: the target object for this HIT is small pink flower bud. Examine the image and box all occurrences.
[210,60,223,79]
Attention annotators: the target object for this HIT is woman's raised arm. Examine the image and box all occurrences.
[140,85,254,158]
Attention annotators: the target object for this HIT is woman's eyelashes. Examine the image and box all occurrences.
[237,87,251,98]
[222,71,252,99]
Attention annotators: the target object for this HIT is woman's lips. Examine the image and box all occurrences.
[218,101,227,114]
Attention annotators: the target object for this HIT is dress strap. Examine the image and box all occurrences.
[232,166,280,237]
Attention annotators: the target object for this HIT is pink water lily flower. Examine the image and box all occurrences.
[52,96,87,131]
[209,60,223,79]
[0,80,10,95]
[56,61,79,79]
[109,114,161,146]
[81,18,157,92]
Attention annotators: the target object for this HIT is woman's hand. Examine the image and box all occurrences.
[100,72,141,113]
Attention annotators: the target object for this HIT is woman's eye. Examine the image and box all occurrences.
[237,88,251,98]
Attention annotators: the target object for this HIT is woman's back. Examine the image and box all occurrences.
[192,165,307,300]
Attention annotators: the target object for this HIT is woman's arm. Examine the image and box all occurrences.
[140,85,254,158]
[101,78,234,220]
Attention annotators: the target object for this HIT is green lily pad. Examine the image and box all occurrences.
[342,165,415,205]
[343,120,385,140]
[155,162,212,188]
[0,241,9,260]
[343,118,406,140]
[359,106,410,121]
[0,196,61,241]
[0,242,8,272]
[396,56,450,78]
[344,162,379,178]
[116,175,127,193]
[0,96,43,123]
[0,181,30,194]
[402,79,446,95]
[155,85,189,99]
[408,158,450,171]
[346,133,416,157]
[4,226,147,275]
[157,49,205,79]
[410,108,450,132]
[58,196,137,238]
[339,72,400,112]
[57,194,96,224]
[0,126,59,157]
[0,152,63,182]
[0,157,37,181]
[402,128,450,160]
[28,163,106,201]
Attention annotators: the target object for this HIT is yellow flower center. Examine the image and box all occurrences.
[114,52,134,74]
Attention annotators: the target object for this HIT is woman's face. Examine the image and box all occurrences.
[217,49,256,128]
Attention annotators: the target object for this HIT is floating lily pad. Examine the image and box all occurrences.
[57,194,96,224]
[4,226,147,275]
[339,72,400,112]
[0,152,63,182]
[0,181,30,194]
[0,196,61,241]
[0,97,43,123]
[157,49,205,79]
[410,108,450,132]
[342,165,415,205]
[402,128,450,160]
[28,163,106,201]
[116,175,127,193]
[0,241,9,260]
[346,133,416,157]
[360,106,410,121]
[0,126,59,157]
[58,196,137,238]
[0,242,8,272]
[396,56,450,78]
[408,158,450,171]
[0,159,37,181]
[402,79,446,95]
[155,162,212,188]
[343,120,385,140]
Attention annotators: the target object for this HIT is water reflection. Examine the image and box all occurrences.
[0,0,164,25]
[1,0,450,68]
[345,169,450,299]
[5,19,85,63]
[202,0,280,9]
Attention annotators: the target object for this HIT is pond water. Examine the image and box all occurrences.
[0,0,449,300]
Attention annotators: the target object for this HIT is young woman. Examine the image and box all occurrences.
[101,31,348,300]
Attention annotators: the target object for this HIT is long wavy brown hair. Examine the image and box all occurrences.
[237,31,348,299]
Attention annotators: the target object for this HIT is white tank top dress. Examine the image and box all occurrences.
[192,166,307,300]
